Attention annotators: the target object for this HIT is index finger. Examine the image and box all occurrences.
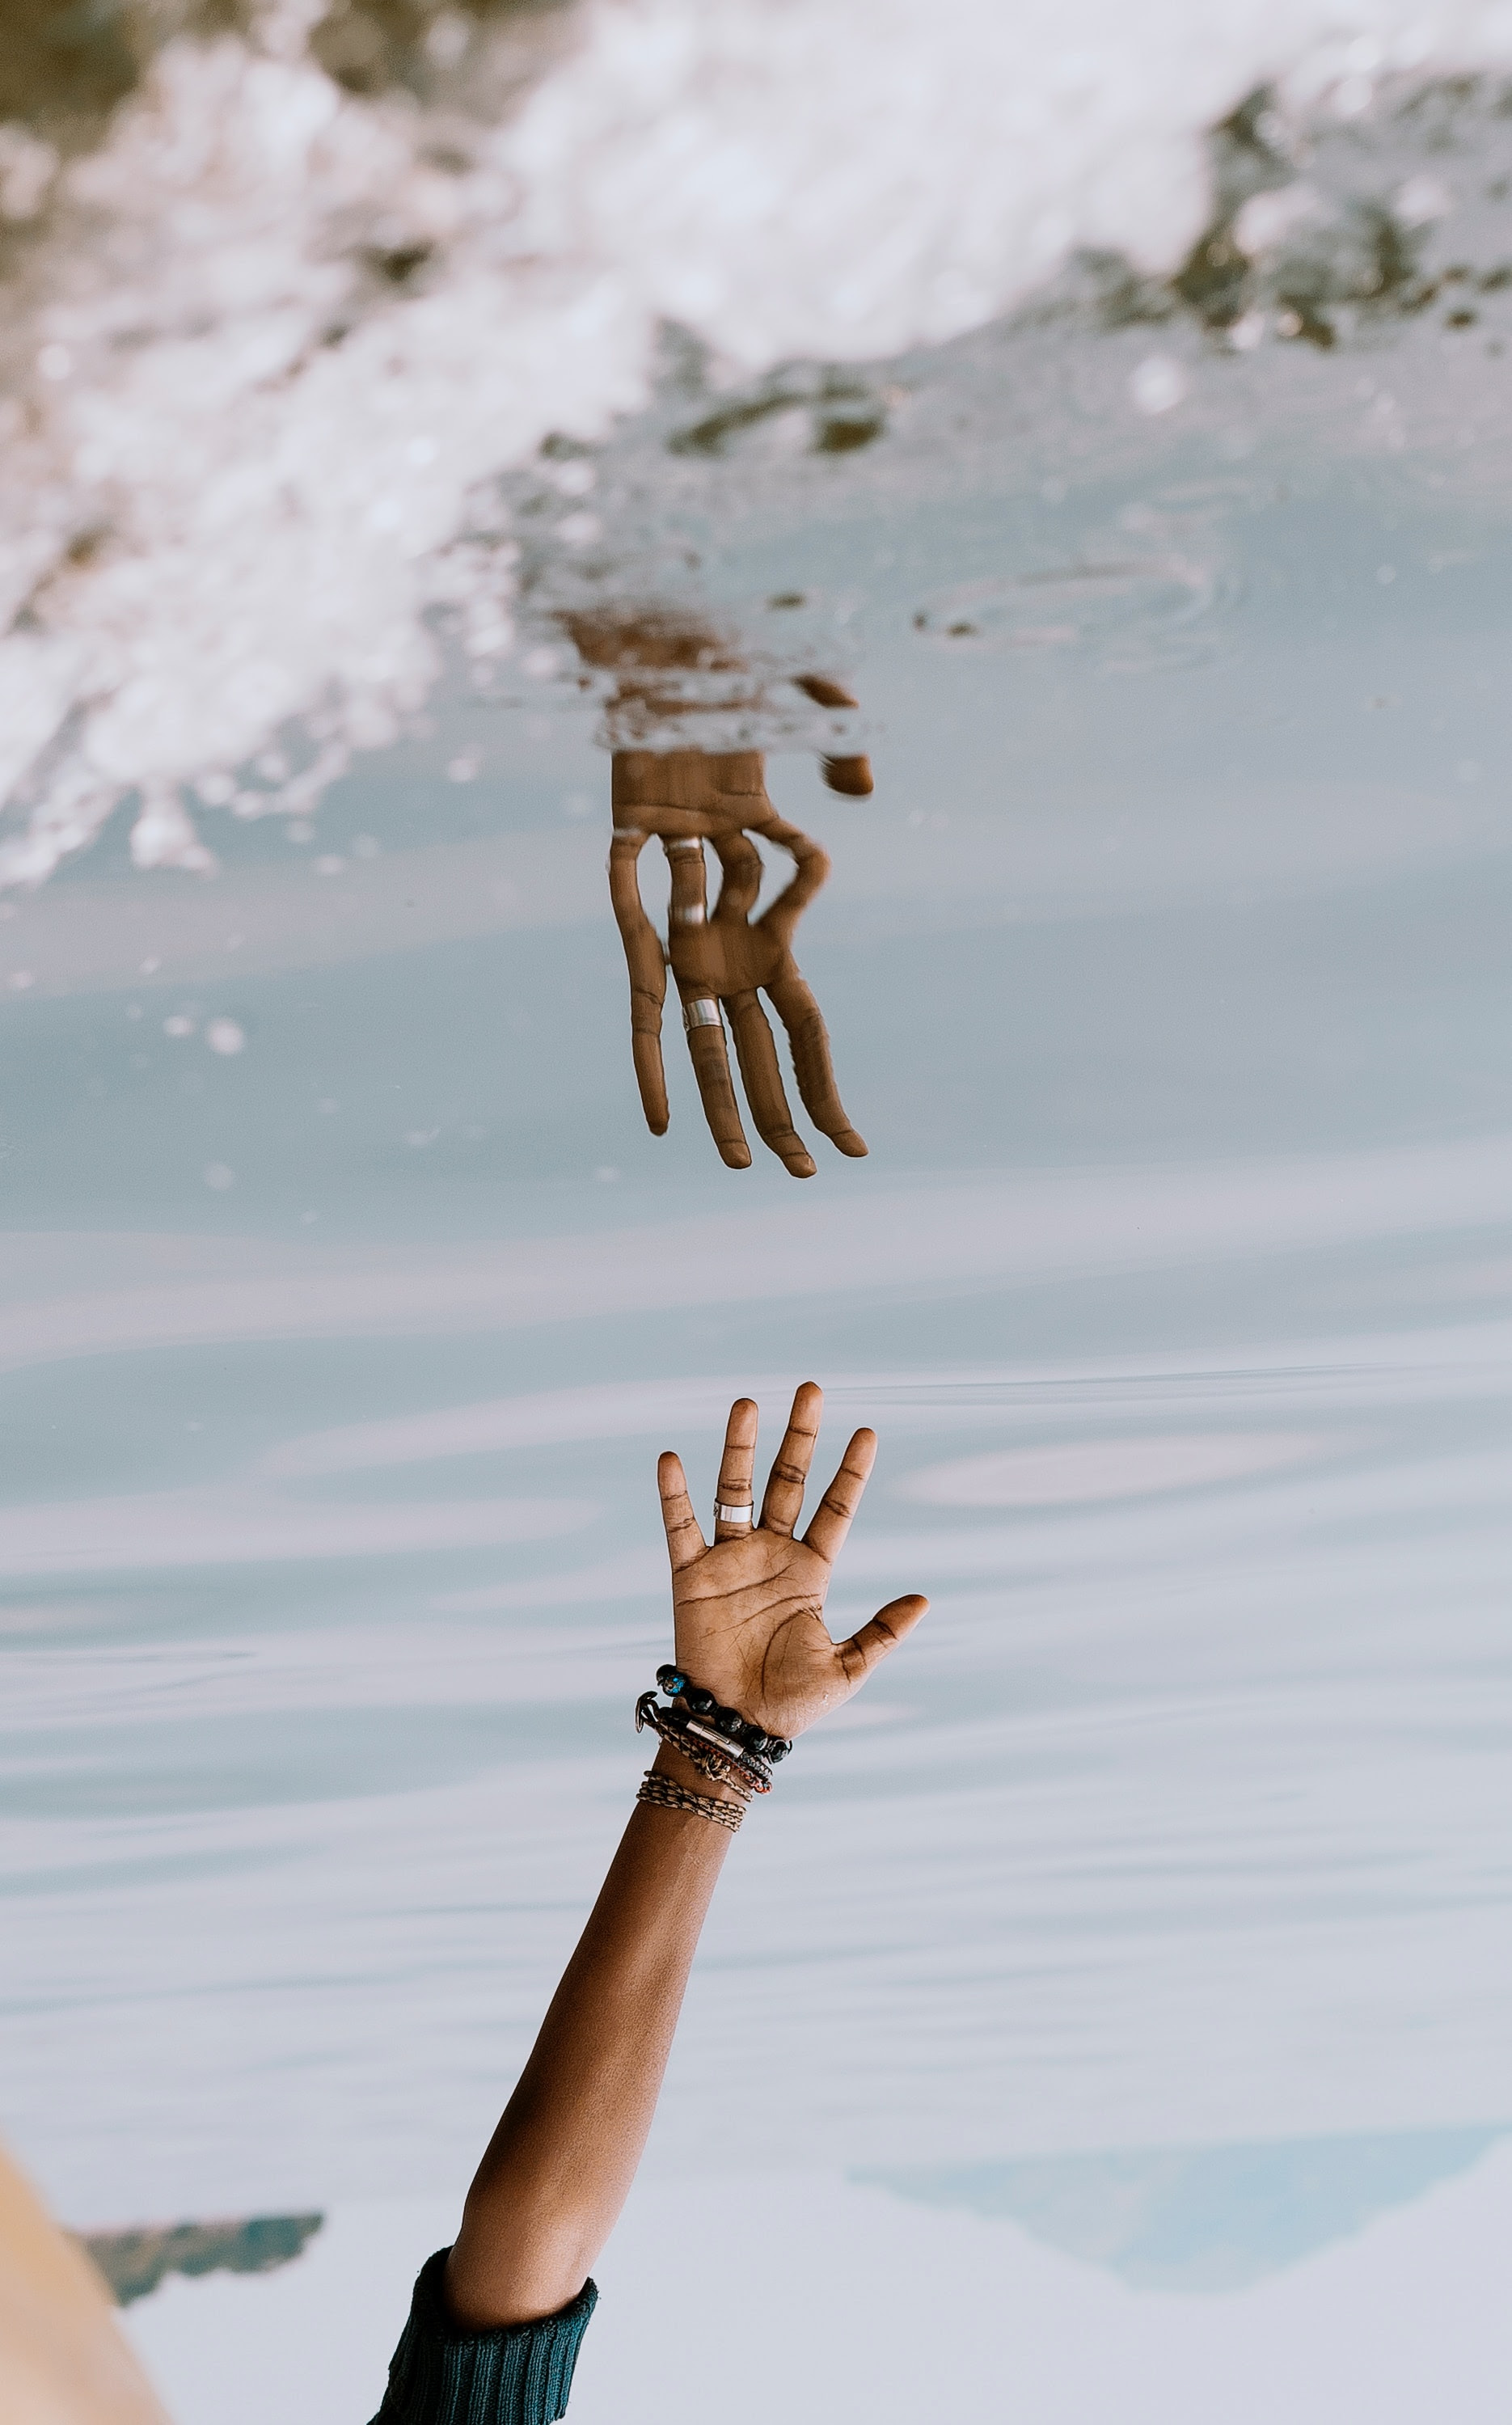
[658,1450,707,1571]
[759,1380,823,1538]
[800,1426,876,1566]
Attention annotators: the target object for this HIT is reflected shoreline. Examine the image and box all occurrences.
[74,2212,324,2309]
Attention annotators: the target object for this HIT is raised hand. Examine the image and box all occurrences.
[609,747,867,1177]
[656,1382,928,1743]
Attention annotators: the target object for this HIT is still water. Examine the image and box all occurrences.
[4,38,1512,2425]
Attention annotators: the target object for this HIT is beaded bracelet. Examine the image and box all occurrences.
[636,1691,760,1798]
[654,1665,792,1764]
[636,1767,744,1832]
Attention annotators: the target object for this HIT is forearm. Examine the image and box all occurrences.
[445,1742,736,2328]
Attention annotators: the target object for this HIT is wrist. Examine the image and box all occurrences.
[649,1739,745,1806]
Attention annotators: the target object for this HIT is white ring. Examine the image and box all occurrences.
[665,838,704,856]
[671,904,706,925]
[715,1501,754,1525]
[683,997,721,1030]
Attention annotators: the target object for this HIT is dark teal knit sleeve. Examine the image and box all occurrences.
[369,2249,598,2425]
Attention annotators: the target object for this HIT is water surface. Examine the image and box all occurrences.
[3,52,1512,2425]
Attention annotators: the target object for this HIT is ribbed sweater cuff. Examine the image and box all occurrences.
[374,2249,598,2425]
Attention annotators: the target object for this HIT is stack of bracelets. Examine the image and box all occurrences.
[635,1663,793,1832]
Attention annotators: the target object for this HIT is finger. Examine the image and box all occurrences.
[759,1380,822,1538]
[710,830,763,925]
[664,834,709,934]
[607,828,669,1134]
[713,1397,759,1540]
[795,673,859,709]
[677,985,751,1168]
[822,754,873,796]
[658,1450,707,1571]
[727,988,815,1178]
[756,820,830,944]
[767,973,867,1158]
[801,1425,876,1565]
[837,1594,929,1688]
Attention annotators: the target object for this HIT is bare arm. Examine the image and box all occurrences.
[444,1384,927,2329]
[444,1747,733,2327]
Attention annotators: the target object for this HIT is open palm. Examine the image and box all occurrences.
[657,1383,927,1742]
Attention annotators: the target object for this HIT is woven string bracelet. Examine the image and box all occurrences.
[636,1691,759,1798]
[636,1767,744,1832]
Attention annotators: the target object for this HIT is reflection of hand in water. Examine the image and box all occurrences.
[564,608,872,1177]
[609,746,868,1178]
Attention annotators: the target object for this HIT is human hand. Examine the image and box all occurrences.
[608,749,867,1176]
[656,1382,927,1743]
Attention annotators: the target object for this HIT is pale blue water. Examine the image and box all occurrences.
[4,170,1512,2423]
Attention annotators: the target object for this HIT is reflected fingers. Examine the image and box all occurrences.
[758,819,830,939]
[821,754,873,796]
[767,974,867,1158]
[677,983,751,1169]
[710,831,763,926]
[664,834,710,932]
[728,989,815,1178]
[608,828,669,1135]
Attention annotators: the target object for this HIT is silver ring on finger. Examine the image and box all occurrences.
[715,1501,754,1526]
[683,997,722,1030]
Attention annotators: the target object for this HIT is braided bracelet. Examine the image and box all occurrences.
[636,1767,744,1832]
[636,1691,759,1798]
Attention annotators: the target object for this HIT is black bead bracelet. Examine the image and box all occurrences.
[655,1664,791,1763]
[636,1692,760,1795]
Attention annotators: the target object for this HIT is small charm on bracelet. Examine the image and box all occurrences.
[636,1692,758,1797]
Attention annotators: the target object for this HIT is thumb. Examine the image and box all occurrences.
[821,754,873,796]
[838,1593,928,1686]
